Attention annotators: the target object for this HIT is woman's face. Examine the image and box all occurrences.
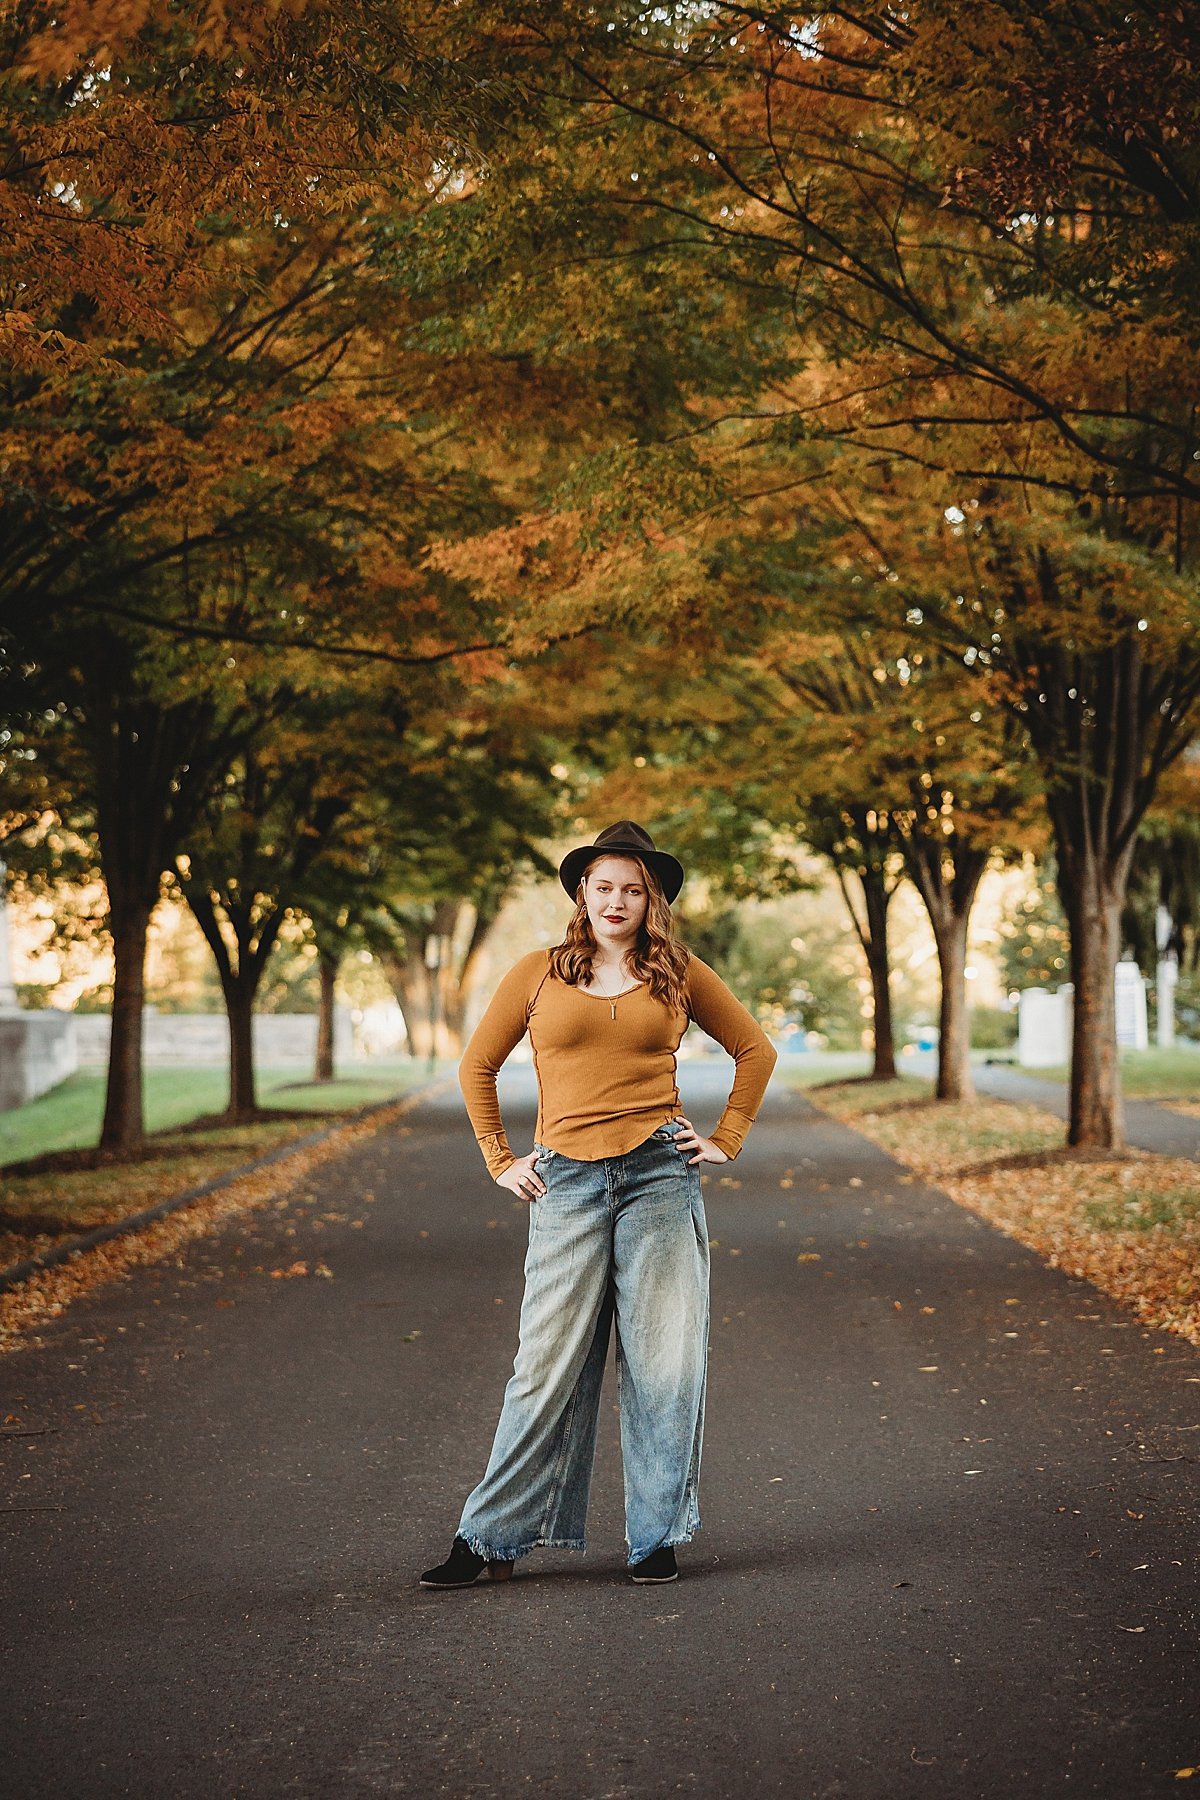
[583,856,649,954]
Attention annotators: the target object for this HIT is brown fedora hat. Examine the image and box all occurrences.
[558,820,685,904]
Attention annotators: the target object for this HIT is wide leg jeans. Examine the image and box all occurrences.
[456,1119,711,1567]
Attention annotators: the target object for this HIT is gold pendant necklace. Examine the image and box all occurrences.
[594,965,626,1020]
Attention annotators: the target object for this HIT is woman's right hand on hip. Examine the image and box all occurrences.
[496,1152,546,1204]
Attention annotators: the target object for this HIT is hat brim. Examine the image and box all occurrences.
[558,841,684,905]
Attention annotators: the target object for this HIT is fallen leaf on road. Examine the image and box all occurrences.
[1173,1768,1197,1780]
[270,1262,310,1279]
[797,1253,821,1263]
[918,1366,939,1372]
[1117,1625,1146,1633]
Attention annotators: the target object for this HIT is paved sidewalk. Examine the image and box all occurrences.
[1,1067,1197,1798]
[970,1062,1200,1159]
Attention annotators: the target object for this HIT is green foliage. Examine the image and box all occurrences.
[1173,970,1200,1044]
[999,870,1071,992]
[1122,799,1200,976]
[969,1004,1018,1051]
[687,896,868,1048]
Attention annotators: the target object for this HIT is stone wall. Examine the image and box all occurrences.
[72,1009,357,1067]
[0,1010,79,1109]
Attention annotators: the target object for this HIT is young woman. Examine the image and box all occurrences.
[419,821,777,1589]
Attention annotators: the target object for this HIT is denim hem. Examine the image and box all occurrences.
[627,1519,703,1565]
[457,1528,587,1562]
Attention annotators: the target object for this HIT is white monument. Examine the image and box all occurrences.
[1114,959,1149,1051]
[1017,986,1072,1067]
[1155,903,1178,1050]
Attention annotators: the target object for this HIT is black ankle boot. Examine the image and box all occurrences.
[419,1535,514,1589]
[630,1545,678,1583]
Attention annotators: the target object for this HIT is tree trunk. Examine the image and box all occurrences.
[381,950,434,1059]
[903,836,989,1103]
[182,887,286,1121]
[862,869,897,1079]
[100,894,152,1150]
[1011,612,1166,1150]
[226,980,258,1118]
[314,950,338,1084]
[933,909,973,1102]
[87,671,249,1152]
[437,943,466,1056]
[837,862,898,1080]
[442,896,502,1051]
[1061,858,1127,1150]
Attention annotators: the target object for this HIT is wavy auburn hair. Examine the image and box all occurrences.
[549,854,691,1015]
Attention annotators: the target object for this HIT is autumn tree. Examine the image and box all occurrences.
[0,609,266,1147]
[176,739,354,1122]
[0,4,536,1144]
[0,1,531,642]
[443,2,1200,1146]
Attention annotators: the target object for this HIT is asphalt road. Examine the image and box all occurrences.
[2,1064,1198,1800]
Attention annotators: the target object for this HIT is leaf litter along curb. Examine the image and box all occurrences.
[0,1088,442,1353]
[805,1078,1200,1347]
[0,1117,322,1272]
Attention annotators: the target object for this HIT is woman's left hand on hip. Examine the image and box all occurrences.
[672,1115,729,1166]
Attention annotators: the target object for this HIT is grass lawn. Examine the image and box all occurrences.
[806,1073,1200,1347]
[0,1059,439,1167]
[1012,1044,1200,1098]
[0,1059,447,1272]
[772,1050,873,1087]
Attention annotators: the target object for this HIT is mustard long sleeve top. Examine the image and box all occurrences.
[458,948,778,1179]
